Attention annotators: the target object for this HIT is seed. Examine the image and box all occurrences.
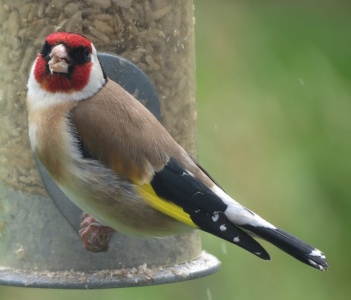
[0,0,196,194]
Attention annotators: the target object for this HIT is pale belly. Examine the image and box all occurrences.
[56,158,191,237]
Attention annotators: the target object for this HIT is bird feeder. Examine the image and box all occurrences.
[0,0,220,289]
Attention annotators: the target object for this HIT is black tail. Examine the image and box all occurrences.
[242,225,328,271]
[190,210,271,260]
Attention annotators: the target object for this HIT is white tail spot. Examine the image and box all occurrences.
[212,214,219,222]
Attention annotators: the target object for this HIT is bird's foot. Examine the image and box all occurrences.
[79,212,115,253]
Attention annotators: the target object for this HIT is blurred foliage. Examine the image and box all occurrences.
[1,0,350,299]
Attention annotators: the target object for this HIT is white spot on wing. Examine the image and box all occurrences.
[212,214,219,222]
[219,224,227,231]
[233,236,240,243]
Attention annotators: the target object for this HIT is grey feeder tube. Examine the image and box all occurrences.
[0,0,220,288]
[0,55,220,289]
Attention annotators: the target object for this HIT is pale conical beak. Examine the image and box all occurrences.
[48,44,70,74]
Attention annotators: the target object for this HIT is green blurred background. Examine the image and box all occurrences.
[1,0,350,299]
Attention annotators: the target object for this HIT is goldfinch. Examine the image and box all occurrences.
[26,32,328,271]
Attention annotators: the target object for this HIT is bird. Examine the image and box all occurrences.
[26,32,328,271]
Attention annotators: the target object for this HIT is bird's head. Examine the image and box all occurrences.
[31,32,105,95]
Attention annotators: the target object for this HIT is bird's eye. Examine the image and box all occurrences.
[70,46,91,65]
[84,48,90,57]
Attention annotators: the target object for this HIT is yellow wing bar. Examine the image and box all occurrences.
[136,184,197,228]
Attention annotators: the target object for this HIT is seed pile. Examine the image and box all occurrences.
[0,0,196,194]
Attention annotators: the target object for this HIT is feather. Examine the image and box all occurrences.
[242,225,328,271]
[150,158,270,260]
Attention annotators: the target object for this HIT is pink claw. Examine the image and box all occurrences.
[79,213,115,253]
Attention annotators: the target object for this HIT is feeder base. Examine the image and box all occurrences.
[0,251,220,289]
